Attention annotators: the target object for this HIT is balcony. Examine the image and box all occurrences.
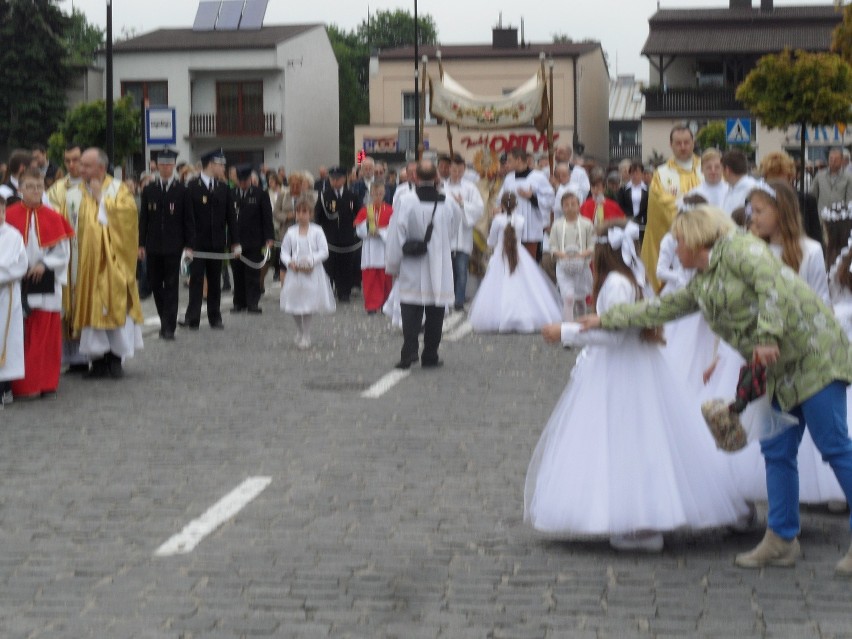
[610,144,642,162]
[643,87,748,119]
[189,112,282,138]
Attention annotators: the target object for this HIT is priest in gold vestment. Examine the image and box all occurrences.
[46,142,88,370]
[73,148,144,378]
[639,125,703,292]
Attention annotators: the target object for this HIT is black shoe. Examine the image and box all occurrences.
[230,306,247,314]
[161,331,175,340]
[453,305,464,312]
[222,284,232,292]
[178,318,199,330]
[84,358,109,379]
[394,355,419,370]
[210,321,225,330]
[106,353,124,379]
[65,363,89,375]
[247,307,262,314]
[421,358,444,368]
[338,296,351,303]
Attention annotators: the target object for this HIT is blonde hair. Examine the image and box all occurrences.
[759,152,796,182]
[701,148,721,164]
[671,205,736,250]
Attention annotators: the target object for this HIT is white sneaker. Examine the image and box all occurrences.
[293,331,302,346]
[302,335,312,349]
[609,532,664,553]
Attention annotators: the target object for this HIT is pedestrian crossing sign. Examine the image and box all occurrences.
[726,118,751,145]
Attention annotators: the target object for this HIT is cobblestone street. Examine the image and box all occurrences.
[1,283,851,638]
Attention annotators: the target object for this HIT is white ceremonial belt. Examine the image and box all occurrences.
[327,241,363,254]
[184,247,270,270]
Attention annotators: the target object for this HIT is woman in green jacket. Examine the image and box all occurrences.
[572,205,852,574]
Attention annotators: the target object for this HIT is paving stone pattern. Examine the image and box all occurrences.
[1,281,851,638]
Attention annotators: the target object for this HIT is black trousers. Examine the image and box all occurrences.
[400,303,445,364]
[146,252,181,334]
[185,255,223,326]
[324,250,356,300]
[231,247,263,310]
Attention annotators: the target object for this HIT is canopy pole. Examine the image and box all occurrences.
[418,55,428,161]
[437,51,454,157]
[548,58,555,175]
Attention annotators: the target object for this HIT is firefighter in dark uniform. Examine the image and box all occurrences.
[180,148,240,330]
[230,165,274,314]
[315,165,359,302]
[138,148,195,340]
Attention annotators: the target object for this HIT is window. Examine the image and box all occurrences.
[402,92,434,124]
[217,81,264,135]
[696,60,724,89]
[121,81,168,107]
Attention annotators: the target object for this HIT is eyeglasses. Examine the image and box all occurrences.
[22,183,44,192]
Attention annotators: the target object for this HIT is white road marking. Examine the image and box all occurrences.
[361,369,411,399]
[154,477,272,557]
[444,320,472,342]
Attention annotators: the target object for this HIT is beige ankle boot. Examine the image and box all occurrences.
[835,541,852,577]
[735,529,800,568]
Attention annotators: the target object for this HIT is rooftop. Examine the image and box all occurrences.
[377,42,601,61]
[111,24,321,53]
[643,5,842,56]
[610,76,645,121]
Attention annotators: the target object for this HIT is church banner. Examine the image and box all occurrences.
[429,71,548,133]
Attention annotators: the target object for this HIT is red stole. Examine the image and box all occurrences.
[6,203,74,249]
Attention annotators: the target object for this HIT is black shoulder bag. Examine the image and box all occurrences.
[401,201,438,257]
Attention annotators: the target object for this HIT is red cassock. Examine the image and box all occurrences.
[6,203,74,397]
[580,198,626,224]
[354,202,394,312]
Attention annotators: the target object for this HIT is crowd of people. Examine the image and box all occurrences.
[3,131,852,575]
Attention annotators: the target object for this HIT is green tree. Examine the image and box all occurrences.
[327,25,369,165]
[832,2,852,64]
[695,121,755,156]
[48,96,141,166]
[736,49,852,197]
[327,10,438,164]
[65,6,104,66]
[357,9,438,49]
[0,0,71,149]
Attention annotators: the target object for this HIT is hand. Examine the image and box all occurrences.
[27,263,46,282]
[454,193,463,205]
[88,177,102,202]
[577,314,601,331]
[137,247,146,260]
[753,344,780,366]
[184,248,193,259]
[517,187,533,199]
[554,251,567,260]
[231,244,242,257]
[541,323,562,344]
[702,357,719,385]
[265,240,274,249]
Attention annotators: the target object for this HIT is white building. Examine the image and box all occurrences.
[104,23,339,174]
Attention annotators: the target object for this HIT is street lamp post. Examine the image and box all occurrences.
[413,0,419,158]
[106,0,114,169]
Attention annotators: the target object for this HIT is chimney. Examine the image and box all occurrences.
[493,26,519,49]
[729,0,750,8]
[520,18,525,48]
[761,0,773,11]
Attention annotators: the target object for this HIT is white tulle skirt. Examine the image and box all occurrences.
[469,245,561,334]
[524,336,749,537]
[664,311,848,504]
[279,267,336,315]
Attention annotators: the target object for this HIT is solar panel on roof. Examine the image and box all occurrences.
[192,1,221,31]
[215,0,243,31]
[239,0,268,30]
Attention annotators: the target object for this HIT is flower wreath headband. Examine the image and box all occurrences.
[744,180,777,220]
[595,220,647,289]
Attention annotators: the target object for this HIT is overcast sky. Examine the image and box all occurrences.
[61,0,836,81]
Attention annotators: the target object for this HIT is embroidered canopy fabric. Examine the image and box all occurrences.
[429,71,549,132]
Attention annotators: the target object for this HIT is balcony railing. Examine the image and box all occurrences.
[610,144,642,161]
[643,88,747,117]
[189,112,281,137]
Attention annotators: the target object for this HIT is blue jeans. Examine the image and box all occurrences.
[451,251,470,309]
[761,381,852,539]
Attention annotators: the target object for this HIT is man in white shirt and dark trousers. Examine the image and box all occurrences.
[445,153,484,311]
[385,161,461,370]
